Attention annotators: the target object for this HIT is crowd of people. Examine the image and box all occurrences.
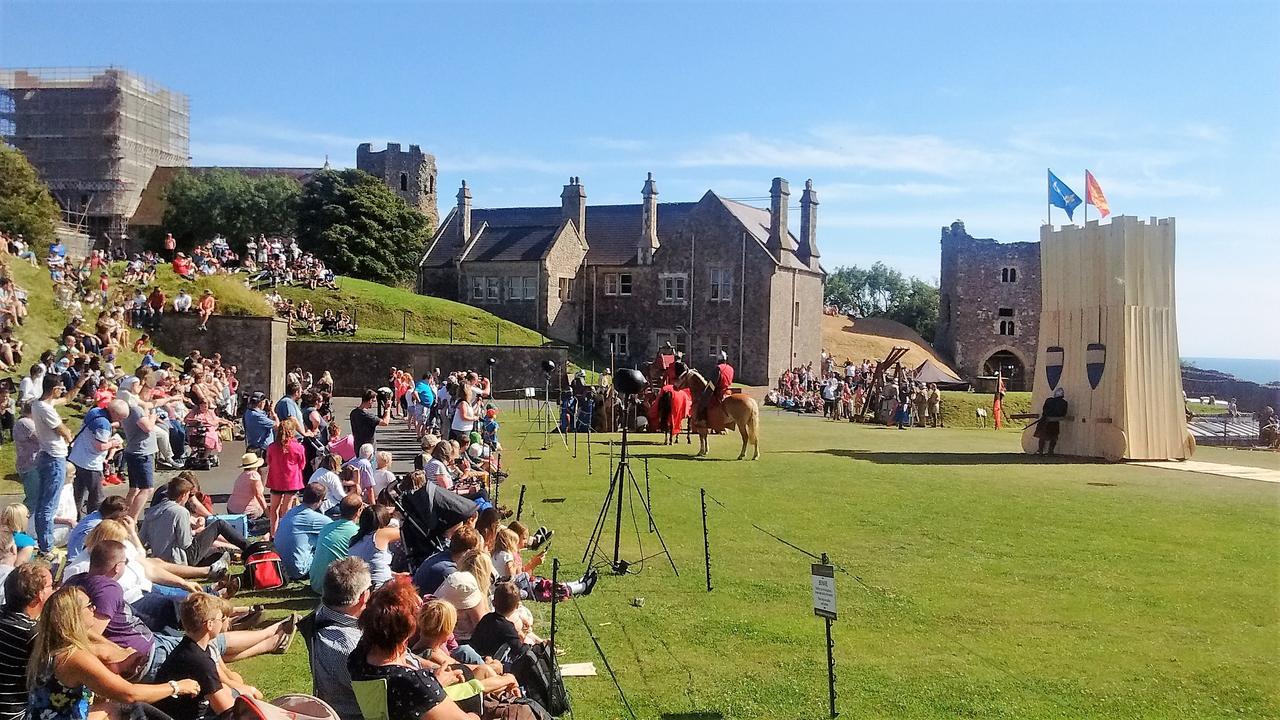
[0,226,593,717]
[766,352,945,428]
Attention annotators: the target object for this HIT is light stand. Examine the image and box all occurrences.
[582,369,678,576]
[516,360,569,452]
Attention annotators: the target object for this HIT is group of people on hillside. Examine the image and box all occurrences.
[263,291,357,337]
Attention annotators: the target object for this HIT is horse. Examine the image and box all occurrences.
[676,369,760,460]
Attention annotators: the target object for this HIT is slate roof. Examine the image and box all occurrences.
[420,194,822,275]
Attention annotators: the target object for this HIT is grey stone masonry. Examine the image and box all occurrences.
[935,220,1041,390]
[356,142,439,226]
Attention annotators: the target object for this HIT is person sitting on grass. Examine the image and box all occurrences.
[413,526,482,598]
[468,581,539,662]
[152,592,272,720]
[140,475,250,567]
[275,483,331,582]
[66,495,129,561]
[227,453,270,536]
[66,540,296,683]
[0,563,54,719]
[308,453,346,515]
[415,598,520,691]
[348,582,480,720]
[349,504,400,590]
[0,506,35,566]
[309,494,365,595]
[26,585,202,719]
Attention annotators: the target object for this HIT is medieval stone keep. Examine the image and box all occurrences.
[355,142,438,226]
[935,220,1041,390]
[417,174,825,385]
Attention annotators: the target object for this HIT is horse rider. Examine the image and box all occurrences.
[695,352,735,426]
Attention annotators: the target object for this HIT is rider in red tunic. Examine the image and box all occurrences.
[716,353,734,402]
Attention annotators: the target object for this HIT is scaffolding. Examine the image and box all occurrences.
[0,67,190,241]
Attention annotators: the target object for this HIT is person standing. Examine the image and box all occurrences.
[67,399,128,519]
[1035,388,1069,456]
[121,390,159,521]
[927,383,942,428]
[13,403,40,517]
[31,376,72,557]
[274,382,305,430]
[349,389,389,453]
[266,419,307,536]
[196,289,216,332]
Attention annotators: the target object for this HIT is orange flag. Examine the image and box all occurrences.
[1086,170,1110,218]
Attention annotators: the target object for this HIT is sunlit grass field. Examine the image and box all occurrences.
[237,408,1279,719]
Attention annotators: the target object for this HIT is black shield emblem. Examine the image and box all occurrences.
[1045,346,1064,390]
[1086,342,1106,389]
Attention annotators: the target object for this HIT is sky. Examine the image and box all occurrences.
[2,0,1277,358]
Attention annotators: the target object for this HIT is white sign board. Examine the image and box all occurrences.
[811,564,836,620]
[524,387,537,398]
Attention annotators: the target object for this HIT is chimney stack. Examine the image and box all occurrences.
[639,172,659,263]
[457,180,472,242]
[798,178,820,270]
[768,177,793,261]
[561,176,586,236]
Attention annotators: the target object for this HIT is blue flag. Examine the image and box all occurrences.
[1048,169,1082,220]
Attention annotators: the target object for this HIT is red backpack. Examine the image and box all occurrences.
[242,541,285,591]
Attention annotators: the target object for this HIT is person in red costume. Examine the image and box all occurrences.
[716,352,734,402]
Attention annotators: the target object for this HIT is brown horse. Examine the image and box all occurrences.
[676,369,760,460]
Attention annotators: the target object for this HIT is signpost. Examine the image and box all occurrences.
[812,555,838,718]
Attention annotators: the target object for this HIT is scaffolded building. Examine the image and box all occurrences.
[0,67,190,242]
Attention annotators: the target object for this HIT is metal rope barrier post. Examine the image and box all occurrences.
[516,484,526,521]
[813,552,838,718]
[549,558,559,657]
[701,488,712,592]
[645,458,653,533]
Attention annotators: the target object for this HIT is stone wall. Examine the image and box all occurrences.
[543,226,587,343]
[457,260,544,333]
[286,341,568,397]
[148,314,287,400]
[935,220,1041,390]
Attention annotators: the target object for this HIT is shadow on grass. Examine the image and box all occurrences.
[661,714,723,720]
[791,449,1106,466]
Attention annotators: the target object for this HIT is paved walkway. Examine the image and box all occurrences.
[1130,459,1280,484]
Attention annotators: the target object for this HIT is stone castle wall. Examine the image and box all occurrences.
[148,314,288,400]
[356,142,439,227]
[286,340,568,397]
[935,221,1041,390]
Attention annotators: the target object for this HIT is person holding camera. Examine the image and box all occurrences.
[350,388,390,453]
[32,375,73,556]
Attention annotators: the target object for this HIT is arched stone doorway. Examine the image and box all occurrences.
[983,349,1028,391]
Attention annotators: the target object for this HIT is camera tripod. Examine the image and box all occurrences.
[515,376,569,452]
[582,398,678,576]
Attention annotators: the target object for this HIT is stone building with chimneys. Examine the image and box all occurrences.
[416,174,825,384]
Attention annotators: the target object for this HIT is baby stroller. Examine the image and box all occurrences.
[184,417,222,471]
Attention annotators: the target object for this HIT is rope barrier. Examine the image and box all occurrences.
[569,594,640,720]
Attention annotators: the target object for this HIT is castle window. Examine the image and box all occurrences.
[400,173,408,192]
[429,176,435,194]
[708,268,733,301]
[506,276,534,302]
[605,330,629,358]
[603,272,635,297]
[660,273,687,304]
[486,277,500,302]
[999,319,1016,336]
[470,277,485,301]
[655,330,687,356]
[794,301,801,327]
[708,334,730,359]
[1001,267,1018,283]
[523,276,537,300]
[998,307,1014,317]
[558,277,575,302]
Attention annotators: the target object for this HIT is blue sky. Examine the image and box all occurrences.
[3,0,1277,358]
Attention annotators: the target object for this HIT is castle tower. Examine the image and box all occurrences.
[356,142,439,227]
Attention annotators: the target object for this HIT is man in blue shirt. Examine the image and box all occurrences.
[242,393,275,452]
[67,399,128,517]
[65,496,131,560]
[274,382,304,428]
[275,483,330,581]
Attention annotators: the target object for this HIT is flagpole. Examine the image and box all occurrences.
[1083,170,1088,226]
[1047,168,1051,227]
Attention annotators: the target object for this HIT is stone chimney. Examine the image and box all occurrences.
[456,180,472,242]
[638,172,659,263]
[768,177,793,261]
[561,176,586,236]
[797,179,820,270]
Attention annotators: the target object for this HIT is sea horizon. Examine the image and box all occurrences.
[1182,357,1280,385]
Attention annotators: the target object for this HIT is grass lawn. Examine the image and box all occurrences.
[233,408,1279,719]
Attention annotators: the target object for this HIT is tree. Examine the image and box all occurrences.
[824,262,940,341]
[160,169,300,250]
[0,146,60,250]
[296,168,432,286]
